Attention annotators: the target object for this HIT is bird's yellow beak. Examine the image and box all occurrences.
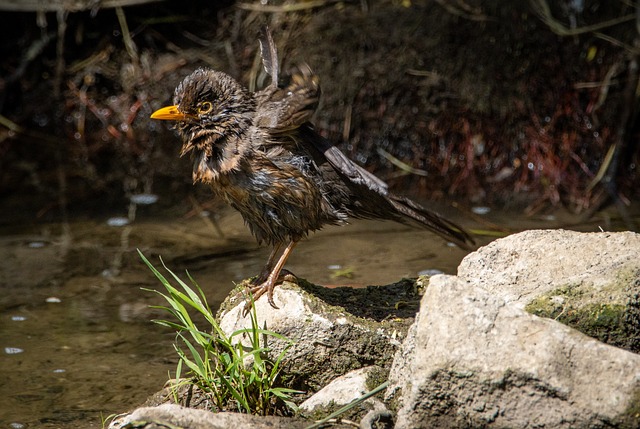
[150,105,187,121]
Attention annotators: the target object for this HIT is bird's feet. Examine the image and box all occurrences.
[242,269,296,314]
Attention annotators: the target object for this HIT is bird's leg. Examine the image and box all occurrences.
[253,242,282,285]
[248,240,297,309]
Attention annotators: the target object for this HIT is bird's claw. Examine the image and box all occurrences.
[241,269,296,315]
[250,282,280,309]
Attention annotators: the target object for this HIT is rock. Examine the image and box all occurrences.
[458,229,640,351]
[108,403,310,429]
[386,274,640,429]
[299,365,387,415]
[218,279,415,392]
[299,366,394,429]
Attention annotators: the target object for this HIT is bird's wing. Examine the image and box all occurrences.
[255,36,389,193]
[302,126,474,249]
[259,27,279,88]
[255,64,320,133]
[254,27,320,132]
[254,30,473,249]
[298,126,390,195]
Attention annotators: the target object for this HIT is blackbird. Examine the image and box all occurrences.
[151,30,474,309]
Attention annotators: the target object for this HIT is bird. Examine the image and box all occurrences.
[150,29,474,309]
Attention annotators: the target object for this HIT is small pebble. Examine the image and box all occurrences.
[4,347,24,355]
[46,297,61,303]
[130,193,159,205]
[107,217,129,227]
[471,206,491,215]
[102,269,118,278]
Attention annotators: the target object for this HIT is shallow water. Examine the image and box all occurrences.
[0,202,631,428]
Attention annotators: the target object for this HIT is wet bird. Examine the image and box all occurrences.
[150,31,474,309]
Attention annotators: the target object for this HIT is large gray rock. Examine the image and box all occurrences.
[387,274,640,428]
[458,229,640,351]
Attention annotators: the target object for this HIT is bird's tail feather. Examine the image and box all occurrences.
[388,195,475,250]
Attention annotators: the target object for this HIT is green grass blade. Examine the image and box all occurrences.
[140,249,299,415]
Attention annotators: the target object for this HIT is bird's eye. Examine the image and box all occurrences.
[198,101,213,114]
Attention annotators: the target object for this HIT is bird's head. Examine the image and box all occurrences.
[151,68,256,158]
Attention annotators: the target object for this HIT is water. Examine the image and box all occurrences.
[0,202,623,428]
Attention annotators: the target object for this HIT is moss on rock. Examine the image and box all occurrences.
[525,269,640,352]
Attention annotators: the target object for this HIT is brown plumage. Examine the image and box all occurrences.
[151,30,474,309]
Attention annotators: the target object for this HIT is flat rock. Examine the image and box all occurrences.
[218,279,413,392]
[458,229,640,306]
[458,229,640,351]
[108,403,310,429]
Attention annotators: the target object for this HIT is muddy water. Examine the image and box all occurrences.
[0,202,602,428]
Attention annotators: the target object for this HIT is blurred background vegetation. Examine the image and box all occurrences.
[0,0,638,225]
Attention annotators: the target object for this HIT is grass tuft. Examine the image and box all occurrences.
[139,249,300,415]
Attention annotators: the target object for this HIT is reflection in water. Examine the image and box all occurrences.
[0,254,176,428]
[0,202,590,428]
